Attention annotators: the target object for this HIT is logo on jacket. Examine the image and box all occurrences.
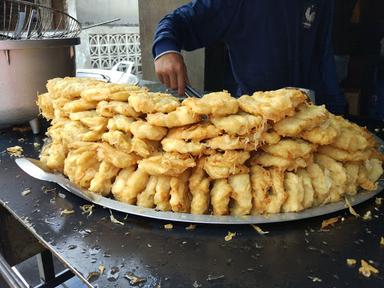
[303,4,316,29]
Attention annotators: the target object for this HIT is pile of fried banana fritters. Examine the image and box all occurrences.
[37,77,383,216]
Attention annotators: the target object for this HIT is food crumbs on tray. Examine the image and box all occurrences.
[80,204,94,216]
[86,271,100,282]
[98,265,105,274]
[224,231,236,241]
[346,258,357,266]
[124,272,146,285]
[375,197,383,205]
[185,224,196,230]
[321,216,340,229]
[206,274,225,281]
[6,146,23,157]
[109,210,124,225]
[345,197,360,217]
[60,209,75,216]
[380,237,384,246]
[251,224,269,235]
[21,188,31,196]
[307,276,322,282]
[362,211,372,221]
[164,223,173,230]
[359,259,379,277]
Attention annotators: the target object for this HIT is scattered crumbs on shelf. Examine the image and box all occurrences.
[346,258,357,266]
[6,146,23,157]
[164,223,173,230]
[359,259,379,277]
[21,188,31,196]
[251,224,269,235]
[224,231,236,241]
[321,216,340,229]
[109,210,124,225]
[60,209,75,216]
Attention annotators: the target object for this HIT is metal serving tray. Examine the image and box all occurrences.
[15,157,383,225]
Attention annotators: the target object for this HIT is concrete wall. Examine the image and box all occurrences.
[75,0,139,25]
[138,0,205,90]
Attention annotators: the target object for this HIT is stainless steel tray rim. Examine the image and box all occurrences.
[15,157,384,225]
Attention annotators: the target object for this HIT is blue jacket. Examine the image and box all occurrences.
[153,0,346,114]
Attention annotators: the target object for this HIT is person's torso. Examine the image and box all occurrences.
[223,0,327,95]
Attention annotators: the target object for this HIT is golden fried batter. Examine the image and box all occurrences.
[343,162,360,195]
[130,120,168,141]
[250,152,309,171]
[128,92,180,113]
[131,137,160,158]
[203,151,250,179]
[318,145,372,162]
[210,179,232,215]
[166,122,221,141]
[62,98,98,113]
[47,77,100,98]
[357,158,383,191]
[102,130,132,152]
[147,106,201,128]
[250,165,271,215]
[37,93,54,120]
[96,100,141,117]
[264,168,287,214]
[89,161,120,196]
[330,116,372,151]
[81,83,143,102]
[262,139,315,159]
[300,120,338,145]
[306,163,332,205]
[154,175,172,211]
[111,166,136,202]
[238,88,307,122]
[211,112,264,135]
[107,115,135,133]
[37,78,384,217]
[182,91,238,116]
[260,130,281,145]
[161,138,205,155]
[315,154,347,202]
[97,143,140,168]
[64,146,100,188]
[169,170,191,212]
[138,152,196,176]
[137,176,158,208]
[205,133,261,151]
[40,142,67,172]
[69,110,108,132]
[274,104,328,136]
[189,159,210,214]
[228,173,253,216]
[296,168,315,209]
[281,172,305,212]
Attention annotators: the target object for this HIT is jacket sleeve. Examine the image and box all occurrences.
[319,0,347,115]
[152,0,242,60]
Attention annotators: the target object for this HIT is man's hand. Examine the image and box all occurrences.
[154,52,189,96]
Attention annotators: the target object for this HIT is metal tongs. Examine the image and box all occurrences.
[185,84,203,98]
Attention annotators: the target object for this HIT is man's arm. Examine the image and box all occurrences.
[153,0,242,94]
[319,0,347,115]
